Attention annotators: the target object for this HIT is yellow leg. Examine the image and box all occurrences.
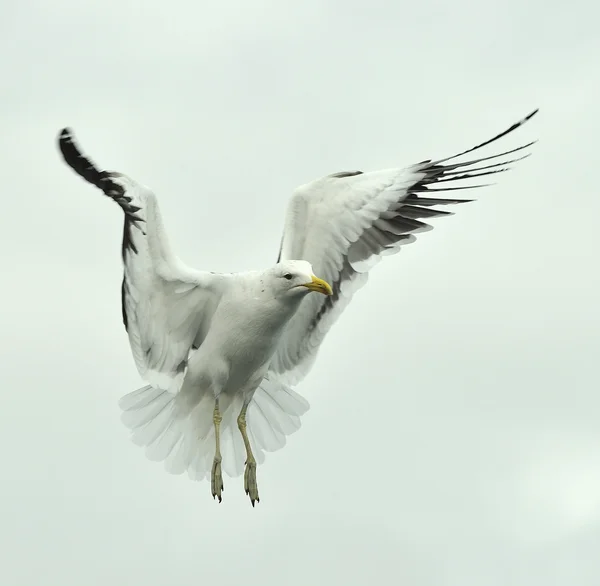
[237,404,259,506]
[211,400,224,502]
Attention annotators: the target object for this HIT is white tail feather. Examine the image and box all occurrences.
[119,375,310,481]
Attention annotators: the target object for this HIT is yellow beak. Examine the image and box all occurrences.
[300,275,333,296]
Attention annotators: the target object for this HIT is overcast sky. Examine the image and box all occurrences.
[1,0,599,584]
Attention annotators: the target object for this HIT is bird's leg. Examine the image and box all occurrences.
[237,404,259,506]
[211,399,224,502]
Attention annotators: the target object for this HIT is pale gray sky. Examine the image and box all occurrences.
[1,0,599,584]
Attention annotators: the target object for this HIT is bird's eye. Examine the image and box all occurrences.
[283,273,293,280]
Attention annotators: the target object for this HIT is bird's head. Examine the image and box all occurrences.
[269,260,333,299]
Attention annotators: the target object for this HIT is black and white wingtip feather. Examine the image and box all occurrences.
[57,128,144,225]
[402,108,539,207]
[434,108,539,167]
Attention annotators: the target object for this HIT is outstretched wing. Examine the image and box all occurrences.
[58,129,228,394]
[270,109,538,385]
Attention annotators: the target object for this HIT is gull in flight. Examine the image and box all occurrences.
[58,109,538,505]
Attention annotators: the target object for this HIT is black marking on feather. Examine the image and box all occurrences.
[440,153,530,176]
[121,277,129,331]
[427,141,535,176]
[397,205,453,220]
[433,109,538,166]
[385,215,430,234]
[404,195,473,206]
[276,230,285,263]
[309,259,352,332]
[412,183,492,193]
[304,109,539,337]
[433,166,510,183]
[57,128,144,260]
[58,127,149,336]
[406,110,538,207]
[329,170,364,178]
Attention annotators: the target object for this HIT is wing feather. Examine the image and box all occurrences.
[270,110,538,384]
[58,128,228,394]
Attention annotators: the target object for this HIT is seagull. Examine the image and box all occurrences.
[57,109,538,505]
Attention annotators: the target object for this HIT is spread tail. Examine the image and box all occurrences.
[118,375,309,480]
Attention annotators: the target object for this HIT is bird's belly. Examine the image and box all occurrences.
[189,311,287,396]
[222,328,281,393]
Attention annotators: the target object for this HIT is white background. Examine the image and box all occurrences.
[1,1,599,584]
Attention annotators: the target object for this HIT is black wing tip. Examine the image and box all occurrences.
[428,108,539,170]
[57,127,142,255]
[58,127,76,147]
[511,108,539,128]
[57,127,121,197]
[57,127,81,160]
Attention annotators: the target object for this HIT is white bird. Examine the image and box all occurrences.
[58,109,537,505]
